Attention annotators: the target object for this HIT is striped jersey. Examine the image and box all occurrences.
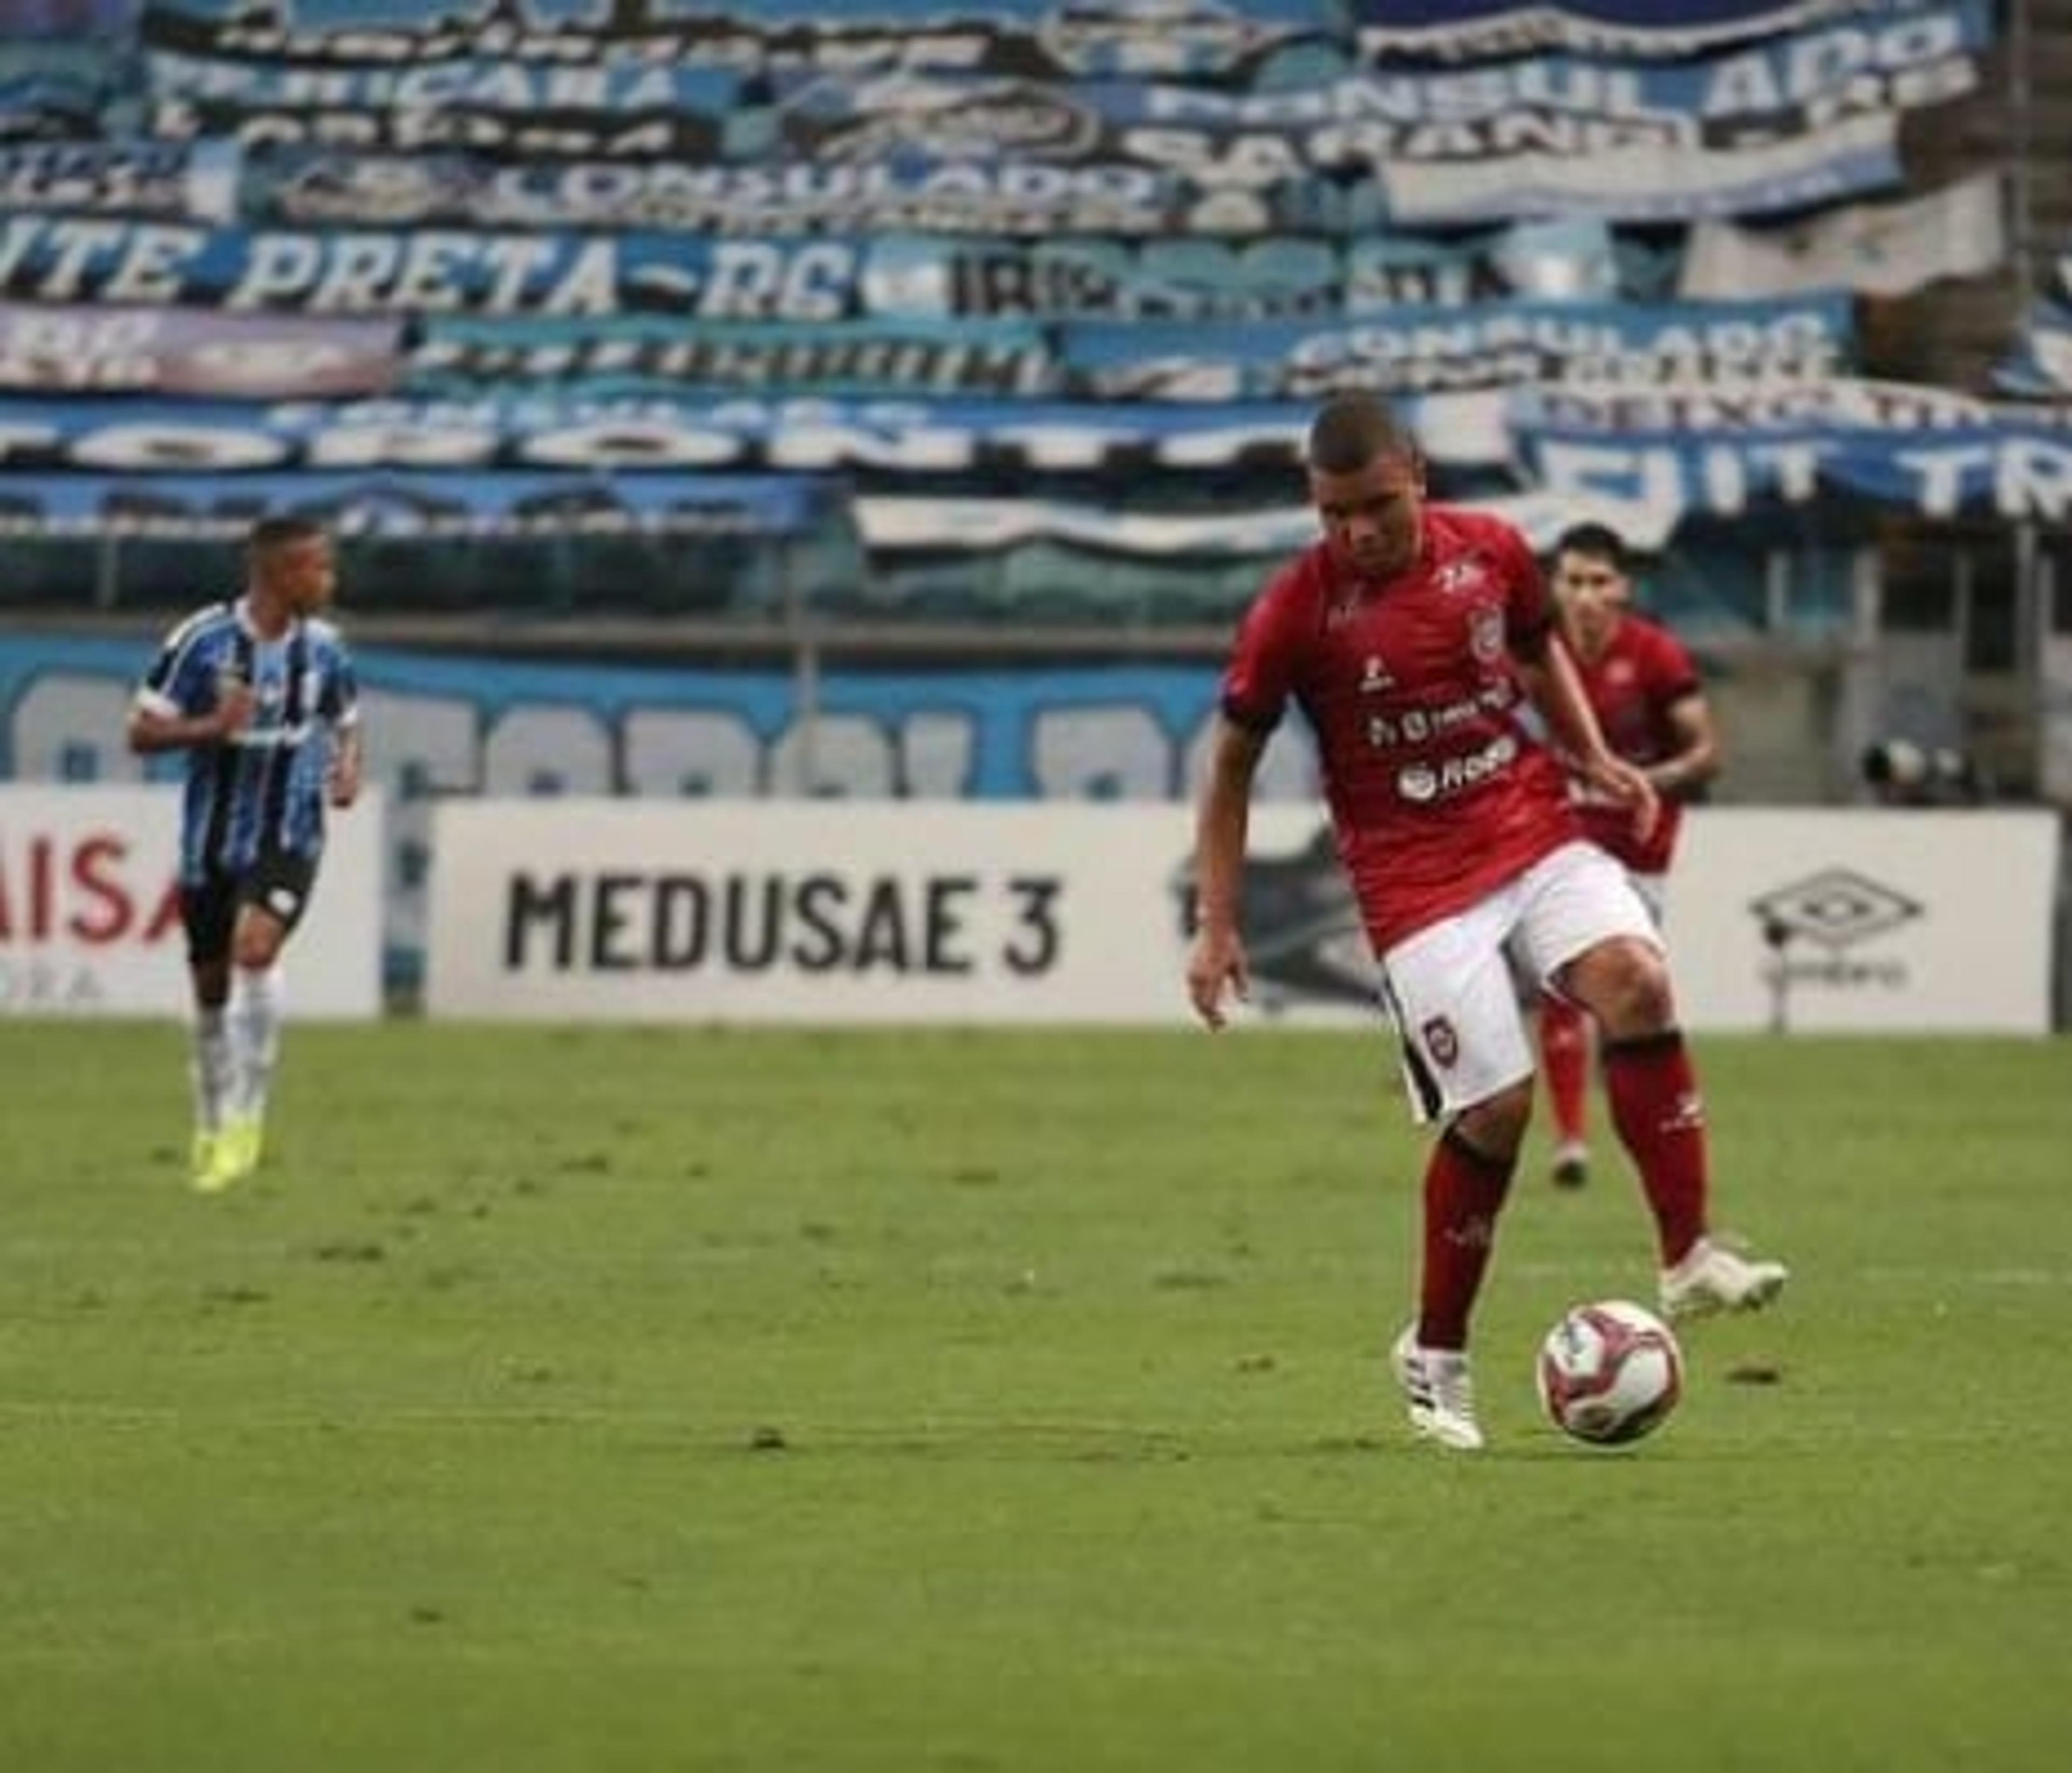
[133,598,360,884]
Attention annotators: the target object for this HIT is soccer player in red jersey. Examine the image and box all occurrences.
[1185,392,1785,1451]
[1538,522,1721,1192]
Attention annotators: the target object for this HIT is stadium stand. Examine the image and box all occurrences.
[0,0,2062,806]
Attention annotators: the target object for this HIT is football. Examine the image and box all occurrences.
[1536,1299,1685,1446]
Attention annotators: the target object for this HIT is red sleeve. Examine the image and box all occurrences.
[1641,620,1703,707]
[1483,515,1554,654]
[1220,555,1313,734]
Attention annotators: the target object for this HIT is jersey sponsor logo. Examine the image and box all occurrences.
[1396,731,1519,803]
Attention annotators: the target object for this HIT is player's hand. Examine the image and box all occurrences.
[1186,924,1250,1031]
[211,676,255,739]
[1578,753,1660,843]
[326,748,361,808]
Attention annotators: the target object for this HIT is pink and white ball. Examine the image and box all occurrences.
[1537,1300,1685,1447]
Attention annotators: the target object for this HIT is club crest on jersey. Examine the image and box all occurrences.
[1421,1016,1460,1068]
[1468,607,1505,663]
[1435,557,1488,595]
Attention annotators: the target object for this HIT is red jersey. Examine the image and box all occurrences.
[1221,504,1580,953]
[1569,614,1701,876]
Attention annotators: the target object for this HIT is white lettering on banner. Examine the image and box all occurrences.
[1698,13,1965,116]
[1536,437,1831,519]
[1896,439,2072,520]
[1537,435,2072,525]
[0,221,862,320]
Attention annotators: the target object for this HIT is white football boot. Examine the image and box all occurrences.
[1391,1325,1485,1451]
[1659,1236,1790,1321]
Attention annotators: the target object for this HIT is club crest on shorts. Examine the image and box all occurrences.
[1421,1016,1460,1068]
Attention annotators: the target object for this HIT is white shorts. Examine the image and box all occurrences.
[1378,841,1660,1123]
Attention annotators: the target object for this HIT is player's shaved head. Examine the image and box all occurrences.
[1306,390,1418,476]
[248,514,328,558]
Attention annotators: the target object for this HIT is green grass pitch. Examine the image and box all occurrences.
[2,1022,2067,1771]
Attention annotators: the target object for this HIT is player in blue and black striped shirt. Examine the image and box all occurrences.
[128,515,363,1192]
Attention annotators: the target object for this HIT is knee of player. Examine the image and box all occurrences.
[1456,1078,1535,1155]
[1596,940,1676,1033]
[232,928,284,972]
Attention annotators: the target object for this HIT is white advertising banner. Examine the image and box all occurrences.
[426,799,1374,1027]
[0,785,385,1019]
[426,799,2059,1033]
[1662,808,2059,1034]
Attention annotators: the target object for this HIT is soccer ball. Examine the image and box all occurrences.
[1536,1299,1685,1446]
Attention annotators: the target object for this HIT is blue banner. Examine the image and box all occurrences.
[1064,294,1855,400]
[0,470,847,538]
[0,300,401,397]
[1352,0,1909,59]
[0,392,1333,474]
[2,1,136,36]
[140,0,1345,86]
[779,5,1984,222]
[407,316,1062,400]
[1995,302,2072,399]
[236,148,1330,238]
[0,138,238,224]
[0,220,870,318]
[1517,397,2072,527]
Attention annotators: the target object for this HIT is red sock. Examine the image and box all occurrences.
[1601,1031,1708,1267]
[1417,1128,1515,1351]
[1538,995,1591,1146]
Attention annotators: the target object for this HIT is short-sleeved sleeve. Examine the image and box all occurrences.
[133,612,216,720]
[1220,558,1314,735]
[320,638,360,727]
[1643,620,1702,706]
[1485,517,1554,652]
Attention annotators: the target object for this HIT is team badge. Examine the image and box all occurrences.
[1468,606,1505,663]
[1422,1016,1460,1068]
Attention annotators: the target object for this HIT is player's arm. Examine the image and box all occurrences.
[1514,623,1659,839]
[1187,715,1268,1031]
[1650,690,1720,802]
[326,719,364,808]
[126,682,251,754]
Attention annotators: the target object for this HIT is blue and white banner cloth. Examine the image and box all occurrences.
[777,5,1986,221]
[1515,380,2072,525]
[0,299,401,397]
[235,148,1331,238]
[0,392,1341,475]
[0,220,875,319]
[1351,0,1912,61]
[1992,303,2072,399]
[407,316,1063,401]
[0,469,847,538]
[0,139,240,224]
[141,46,744,160]
[1680,172,2005,299]
[1063,294,1855,400]
[138,0,1344,87]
